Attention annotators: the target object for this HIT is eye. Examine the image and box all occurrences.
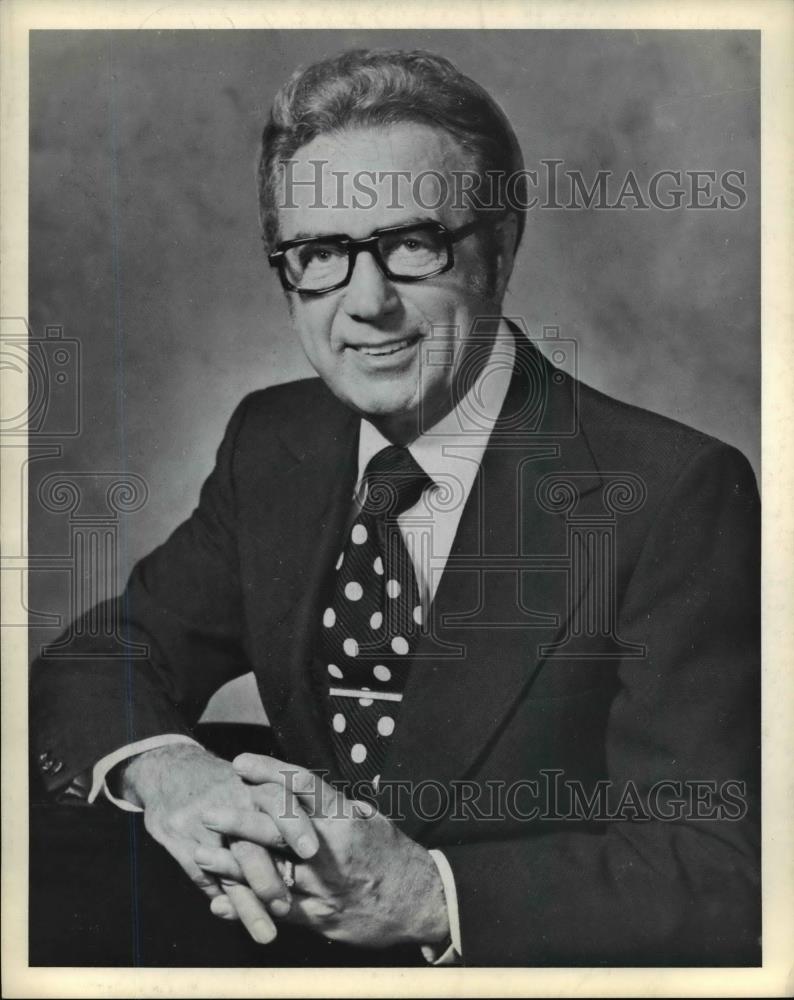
[298,242,346,268]
[399,233,434,252]
[381,230,438,256]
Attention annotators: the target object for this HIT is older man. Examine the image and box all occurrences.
[31,49,760,966]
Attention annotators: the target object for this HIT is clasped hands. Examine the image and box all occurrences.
[120,745,448,950]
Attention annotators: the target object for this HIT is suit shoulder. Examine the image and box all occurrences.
[222,377,355,463]
[575,376,757,491]
[236,377,339,417]
[227,377,348,434]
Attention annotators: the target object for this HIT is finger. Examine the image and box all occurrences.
[282,893,341,935]
[230,840,293,917]
[221,880,278,945]
[195,844,245,881]
[169,829,261,935]
[350,797,378,819]
[203,774,322,860]
[210,894,239,921]
[230,805,286,851]
[203,803,316,861]
[163,837,226,900]
[197,844,293,918]
[233,754,340,816]
[251,781,320,857]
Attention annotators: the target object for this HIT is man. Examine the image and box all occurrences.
[31,48,760,966]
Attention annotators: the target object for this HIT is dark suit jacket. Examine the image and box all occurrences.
[31,333,760,965]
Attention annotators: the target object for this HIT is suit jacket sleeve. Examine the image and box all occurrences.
[30,396,254,795]
[441,440,761,965]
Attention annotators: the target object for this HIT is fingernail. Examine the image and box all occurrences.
[296,834,317,859]
[202,810,223,827]
[194,847,213,865]
[251,919,276,944]
[233,754,253,771]
[270,898,291,917]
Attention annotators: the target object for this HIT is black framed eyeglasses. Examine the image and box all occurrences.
[267,216,504,295]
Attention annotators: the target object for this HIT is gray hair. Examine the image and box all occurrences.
[258,48,527,251]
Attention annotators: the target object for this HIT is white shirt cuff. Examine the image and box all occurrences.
[88,734,201,811]
[421,849,462,965]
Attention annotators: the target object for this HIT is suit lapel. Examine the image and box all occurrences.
[248,391,359,776]
[379,334,604,836]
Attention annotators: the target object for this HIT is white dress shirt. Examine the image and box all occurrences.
[89,324,516,963]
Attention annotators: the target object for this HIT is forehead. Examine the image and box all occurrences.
[276,122,475,241]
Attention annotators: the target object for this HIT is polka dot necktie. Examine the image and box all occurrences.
[319,445,433,792]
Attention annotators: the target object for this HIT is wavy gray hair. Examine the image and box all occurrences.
[258,48,527,252]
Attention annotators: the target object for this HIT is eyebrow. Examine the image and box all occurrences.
[289,230,347,243]
[287,214,438,243]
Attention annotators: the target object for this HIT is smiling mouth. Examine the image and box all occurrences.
[352,334,421,357]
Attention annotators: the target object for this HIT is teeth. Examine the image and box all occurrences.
[358,338,412,356]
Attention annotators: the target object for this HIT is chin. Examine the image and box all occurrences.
[348,390,414,424]
[357,398,412,422]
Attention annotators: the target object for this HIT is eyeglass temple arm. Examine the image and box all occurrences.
[449,211,509,243]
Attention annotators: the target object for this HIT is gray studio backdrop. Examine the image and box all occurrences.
[28,30,759,722]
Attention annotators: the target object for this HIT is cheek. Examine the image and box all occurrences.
[401,287,465,332]
[292,302,337,354]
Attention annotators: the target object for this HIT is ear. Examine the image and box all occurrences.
[493,212,520,301]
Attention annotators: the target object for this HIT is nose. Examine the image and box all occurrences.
[340,249,399,323]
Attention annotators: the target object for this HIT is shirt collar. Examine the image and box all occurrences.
[356,321,516,498]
